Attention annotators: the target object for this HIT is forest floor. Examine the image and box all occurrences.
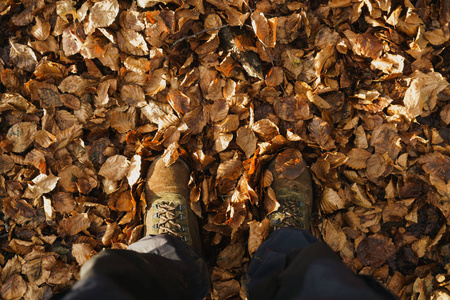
[0,0,449,299]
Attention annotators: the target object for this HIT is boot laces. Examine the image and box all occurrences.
[153,202,189,241]
[271,196,307,230]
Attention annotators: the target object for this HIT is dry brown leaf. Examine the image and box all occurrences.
[127,155,141,188]
[80,36,109,59]
[345,148,371,169]
[252,119,279,141]
[262,169,273,188]
[236,126,257,158]
[55,124,83,150]
[265,67,284,87]
[167,89,191,116]
[0,154,15,174]
[1,274,27,300]
[350,183,373,208]
[423,29,450,46]
[282,49,304,78]
[58,165,84,193]
[217,159,242,181]
[320,188,345,214]
[403,71,449,118]
[214,114,239,133]
[121,85,146,107]
[89,0,119,28]
[308,117,335,150]
[311,158,330,181]
[370,124,401,160]
[7,122,37,153]
[52,192,76,214]
[417,152,450,179]
[322,219,347,252]
[275,148,307,180]
[366,154,386,181]
[264,187,280,214]
[23,174,59,200]
[357,234,396,268]
[99,155,131,181]
[117,29,149,56]
[248,219,269,256]
[161,142,179,167]
[31,17,51,41]
[274,94,310,122]
[66,213,91,235]
[1,93,37,113]
[214,133,233,153]
[212,279,240,300]
[345,31,383,59]
[58,76,95,96]
[371,53,405,75]
[62,26,83,56]
[72,243,95,266]
[9,39,37,72]
[216,243,245,269]
[210,99,229,123]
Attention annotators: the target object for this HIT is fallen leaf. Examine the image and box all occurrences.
[403,71,449,118]
[322,219,347,252]
[23,174,59,200]
[275,148,307,180]
[252,119,279,141]
[236,126,257,158]
[127,155,141,187]
[274,94,310,122]
[308,117,336,150]
[99,155,131,181]
[72,243,95,266]
[89,0,119,28]
[9,39,37,72]
[66,213,91,235]
[217,243,245,269]
[1,274,27,300]
[320,188,345,214]
[7,122,37,153]
[357,234,396,268]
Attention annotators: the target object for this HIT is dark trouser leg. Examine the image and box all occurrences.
[58,235,209,300]
[245,228,397,300]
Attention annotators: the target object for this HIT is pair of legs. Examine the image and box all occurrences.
[57,229,395,300]
[57,152,396,300]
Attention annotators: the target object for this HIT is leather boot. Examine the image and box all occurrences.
[145,157,202,253]
[266,152,313,232]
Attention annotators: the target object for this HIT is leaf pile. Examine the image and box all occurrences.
[0,0,449,299]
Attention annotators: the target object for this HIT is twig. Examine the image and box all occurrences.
[242,0,253,13]
[171,24,230,49]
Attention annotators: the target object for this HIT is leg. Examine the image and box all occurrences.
[245,150,397,300]
[58,157,208,300]
[59,235,209,300]
[245,228,396,300]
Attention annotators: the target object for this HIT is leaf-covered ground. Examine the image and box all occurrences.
[0,0,449,299]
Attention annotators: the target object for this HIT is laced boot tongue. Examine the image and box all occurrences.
[146,194,191,243]
[267,189,310,231]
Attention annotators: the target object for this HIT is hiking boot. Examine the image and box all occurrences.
[145,157,202,253]
[266,153,313,232]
